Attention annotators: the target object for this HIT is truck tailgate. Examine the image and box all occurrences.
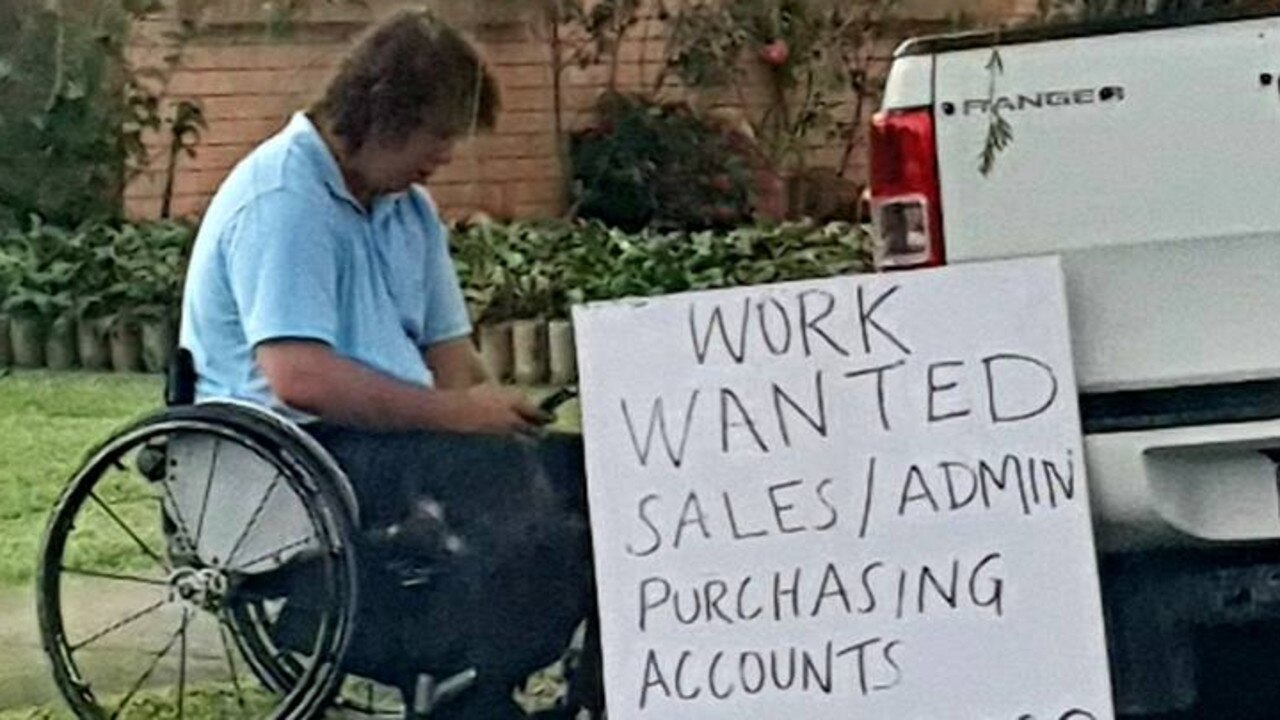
[931,16,1280,393]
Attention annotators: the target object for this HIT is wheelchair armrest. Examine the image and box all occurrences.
[166,348,197,407]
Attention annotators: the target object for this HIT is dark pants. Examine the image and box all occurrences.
[305,425,599,719]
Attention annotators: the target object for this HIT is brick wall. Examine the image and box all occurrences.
[126,0,1039,221]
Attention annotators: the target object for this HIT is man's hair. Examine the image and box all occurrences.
[311,10,500,150]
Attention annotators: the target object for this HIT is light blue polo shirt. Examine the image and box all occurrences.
[180,113,473,419]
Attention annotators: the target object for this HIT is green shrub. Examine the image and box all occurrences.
[0,218,83,321]
[569,92,756,232]
[102,220,194,324]
[0,217,193,326]
[452,218,870,322]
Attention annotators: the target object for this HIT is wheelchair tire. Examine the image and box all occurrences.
[37,403,359,719]
[227,596,408,718]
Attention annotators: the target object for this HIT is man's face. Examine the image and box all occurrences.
[357,126,457,195]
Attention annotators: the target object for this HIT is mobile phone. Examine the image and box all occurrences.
[539,385,579,414]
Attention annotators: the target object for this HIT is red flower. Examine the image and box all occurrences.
[759,40,790,67]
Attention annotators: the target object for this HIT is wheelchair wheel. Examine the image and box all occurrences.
[37,404,359,719]
[228,596,407,717]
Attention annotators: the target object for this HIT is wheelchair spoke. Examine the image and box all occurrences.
[61,566,168,587]
[177,608,189,720]
[110,616,187,720]
[193,438,221,551]
[224,474,282,566]
[70,598,168,652]
[157,470,197,556]
[216,615,250,717]
[89,491,169,572]
[99,491,162,507]
[234,536,317,572]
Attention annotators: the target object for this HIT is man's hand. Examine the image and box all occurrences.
[446,385,552,434]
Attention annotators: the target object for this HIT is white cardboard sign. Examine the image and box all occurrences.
[572,257,1114,720]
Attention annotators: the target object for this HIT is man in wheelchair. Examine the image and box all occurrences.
[177,11,599,719]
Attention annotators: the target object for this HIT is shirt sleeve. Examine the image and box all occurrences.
[417,191,474,346]
[223,189,345,349]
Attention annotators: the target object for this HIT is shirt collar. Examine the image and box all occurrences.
[286,112,363,210]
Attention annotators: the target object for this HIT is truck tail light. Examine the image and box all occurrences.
[869,107,945,270]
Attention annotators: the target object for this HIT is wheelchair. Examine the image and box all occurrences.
[35,352,599,719]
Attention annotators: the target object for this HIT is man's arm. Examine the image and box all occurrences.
[424,336,490,389]
[257,340,545,433]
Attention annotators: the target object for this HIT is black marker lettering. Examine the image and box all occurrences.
[984,353,1059,423]
[756,297,793,355]
[774,568,802,621]
[970,552,1005,617]
[639,650,671,709]
[878,640,904,691]
[836,636,883,695]
[918,560,960,614]
[723,491,768,541]
[720,388,769,454]
[927,360,971,422]
[802,642,834,694]
[772,371,828,447]
[768,479,806,534]
[859,561,884,613]
[620,392,699,469]
[689,297,751,364]
[798,289,850,357]
[674,651,700,700]
[705,580,734,624]
[899,464,940,515]
[708,651,734,699]
[857,284,911,355]
[737,576,763,621]
[673,586,702,625]
[673,492,711,550]
[639,576,671,631]
[740,651,767,694]
[1043,453,1076,504]
[844,361,906,432]
[770,647,798,691]
[812,562,853,616]
[814,477,839,531]
[626,494,663,557]
[860,456,877,538]
[942,461,979,511]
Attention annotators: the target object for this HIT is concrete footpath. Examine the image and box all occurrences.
[0,581,228,713]
[0,584,58,710]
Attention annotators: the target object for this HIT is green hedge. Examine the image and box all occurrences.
[450,218,871,324]
[0,218,192,325]
[0,217,869,330]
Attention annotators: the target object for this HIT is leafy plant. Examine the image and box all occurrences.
[570,92,755,231]
[160,100,208,219]
[0,219,82,321]
[452,218,871,322]
[0,0,204,229]
[451,220,566,323]
[102,220,195,324]
[662,0,896,178]
[558,0,645,93]
[979,48,1013,177]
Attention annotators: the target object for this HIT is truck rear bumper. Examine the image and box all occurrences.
[1088,417,1280,552]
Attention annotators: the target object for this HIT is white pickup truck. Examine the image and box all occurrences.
[870,6,1280,717]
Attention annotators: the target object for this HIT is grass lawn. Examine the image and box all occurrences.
[0,684,277,720]
[0,370,580,588]
[0,371,162,588]
[0,369,581,717]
